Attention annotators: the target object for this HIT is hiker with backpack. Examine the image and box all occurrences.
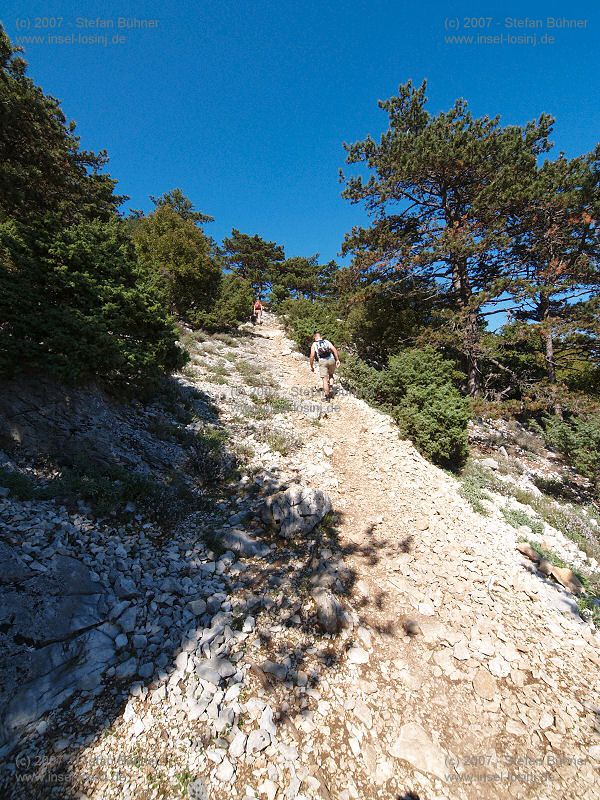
[309,331,340,401]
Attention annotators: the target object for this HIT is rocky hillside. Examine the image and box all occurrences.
[0,313,599,800]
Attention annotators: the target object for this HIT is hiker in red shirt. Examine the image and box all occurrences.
[252,298,263,325]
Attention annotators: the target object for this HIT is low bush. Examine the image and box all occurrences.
[279,298,347,355]
[541,414,600,495]
[194,274,254,332]
[341,348,470,470]
[501,506,545,536]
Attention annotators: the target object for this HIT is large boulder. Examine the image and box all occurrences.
[261,485,332,538]
[0,544,117,753]
[311,587,351,634]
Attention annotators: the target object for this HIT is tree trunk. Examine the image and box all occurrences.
[539,294,562,416]
[465,311,481,397]
[539,293,556,384]
[544,328,556,384]
[452,254,481,397]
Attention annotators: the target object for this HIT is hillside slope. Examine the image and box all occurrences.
[1,313,598,800]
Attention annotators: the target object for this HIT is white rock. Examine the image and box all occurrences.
[229,730,247,759]
[488,655,510,678]
[259,705,277,736]
[347,647,369,665]
[388,722,447,780]
[215,756,235,782]
[258,779,277,800]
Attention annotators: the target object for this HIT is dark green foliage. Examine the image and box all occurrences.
[388,380,470,470]
[0,26,122,226]
[222,229,285,296]
[340,348,470,469]
[542,414,600,491]
[341,79,554,395]
[131,196,221,321]
[278,298,348,355]
[344,277,438,366]
[0,28,183,393]
[194,274,254,332]
[506,151,600,387]
[337,353,383,404]
[270,256,338,305]
[149,187,214,224]
[0,217,185,392]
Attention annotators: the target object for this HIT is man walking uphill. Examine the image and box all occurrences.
[309,331,340,401]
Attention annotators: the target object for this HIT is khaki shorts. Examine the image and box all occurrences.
[318,355,336,378]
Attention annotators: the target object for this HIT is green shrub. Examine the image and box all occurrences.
[132,202,221,322]
[0,218,185,393]
[501,506,544,535]
[383,349,470,469]
[392,383,470,469]
[542,414,600,494]
[0,467,36,500]
[338,353,384,404]
[279,298,347,355]
[341,348,469,469]
[195,274,254,332]
[459,461,494,514]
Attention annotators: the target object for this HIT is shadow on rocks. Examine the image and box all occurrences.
[0,377,398,799]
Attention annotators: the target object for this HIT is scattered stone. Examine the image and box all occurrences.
[138,662,154,679]
[488,655,510,679]
[261,660,288,681]
[312,587,347,634]
[229,730,247,759]
[453,642,470,661]
[539,711,554,730]
[550,566,584,595]
[506,719,528,736]
[261,485,332,538]
[347,647,369,665]
[246,729,270,754]
[516,543,540,562]
[215,756,235,782]
[188,599,207,616]
[388,722,447,781]
[472,668,497,701]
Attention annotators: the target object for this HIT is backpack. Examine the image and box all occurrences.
[314,339,333,360]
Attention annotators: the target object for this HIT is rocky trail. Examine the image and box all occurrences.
[1,313,599,800]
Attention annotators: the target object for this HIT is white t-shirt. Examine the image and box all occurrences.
[313,339,334,360]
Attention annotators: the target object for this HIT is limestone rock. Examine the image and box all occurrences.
[472,668,497,700]
[261,485,332,538]
[550,566,584,595]
[388,722,447,780]
[488,655,510,678]
[221,528,269,557]
[0,546,116,751]
[347,647,369,665]
[516,543,539,562]
[311,587,348,634]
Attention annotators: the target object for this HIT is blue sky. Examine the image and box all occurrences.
[4,1,599,265]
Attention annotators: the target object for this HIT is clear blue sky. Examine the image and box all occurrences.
[4,1,599,264]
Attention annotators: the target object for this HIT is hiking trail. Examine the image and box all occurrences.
[2,312,598,800]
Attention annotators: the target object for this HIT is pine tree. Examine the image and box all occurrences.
[0,27,183,391]
[0,26,123,225]
[222,229,285,297]
[507,150,600,397]
[341,80,552,395]
[131,192,221,321]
